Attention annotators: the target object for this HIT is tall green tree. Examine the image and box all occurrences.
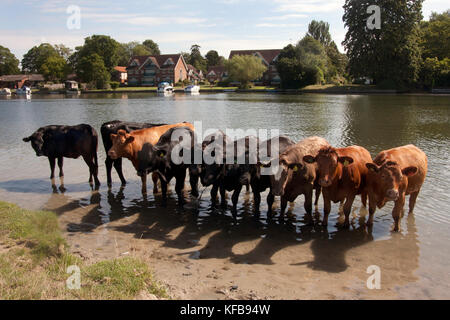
[0,45,20,75]
[187,44,207,72]
[420,10,450,60]
[307,20,332,46]
[343,0,424,87]
[225,55,267,89]
[40,55,70,81]
[21,43,59,73]
[75,35,121,74]
[205,50,223,68]
[142,39,161,55]
[76,53,110,89]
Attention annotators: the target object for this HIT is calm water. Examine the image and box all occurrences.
[0,92,449,297]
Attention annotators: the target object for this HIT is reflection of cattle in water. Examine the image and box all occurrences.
[23,124,100,188]
[365,144,428,231]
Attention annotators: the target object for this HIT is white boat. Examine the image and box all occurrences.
[0,88,11,96]
[16,86,31,95]
[184,85,200,93]
[157,82,174,94]
[66,89,81,95]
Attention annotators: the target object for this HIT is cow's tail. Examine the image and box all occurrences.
[90,126,99,169]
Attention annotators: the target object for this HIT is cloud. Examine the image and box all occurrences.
[255,23,304,28]
[274,0,342,13]
[262,14,308,20]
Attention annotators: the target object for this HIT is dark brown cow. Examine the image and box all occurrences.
[365,145,427,231]
[303,145,372,227]
[270,136,330,218]
[107,122,194,194]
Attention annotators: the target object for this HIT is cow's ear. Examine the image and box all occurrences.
[402,166,418,177]
[288,163,302,172]
[366,163,379,173]
[125,136,134,144]
[303,155,316,164]
[110,133,117,140]
[257,160,272,168]
[338,156,354,166]
[23,136,31,142]
[157,149,167,158]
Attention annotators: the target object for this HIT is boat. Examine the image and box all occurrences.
[0,88,11,96]
[16,86,31,95]
[66,89,81,95]
[184,85,200,93]
[157,82,174,94]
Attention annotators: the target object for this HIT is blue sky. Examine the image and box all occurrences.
[0,0,447,61]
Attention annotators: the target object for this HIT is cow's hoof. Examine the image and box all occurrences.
[153,188,158,194]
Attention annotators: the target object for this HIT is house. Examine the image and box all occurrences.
[187,64,204,83]
[113,66,128,84]
[206,65,227,83]
[126,54,188,86]
[228,49,282,85]
[0,74,44,89]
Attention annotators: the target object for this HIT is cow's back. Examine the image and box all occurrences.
[132,122,195,146]
[336,145,372,189]
[374,144,427,193]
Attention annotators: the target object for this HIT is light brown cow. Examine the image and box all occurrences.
[365,144,427,232]
[270,136,330,218]
[303,145,372,227]
[108,122,195,194]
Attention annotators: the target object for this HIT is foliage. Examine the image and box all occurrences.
[343,0,424,88]
[54,44,73,61]
[307,20,332,46]
[205,50,224,69]
[76,53,110,89]
[225,54,267,89]
[142,39,161,55]
[420,10,450,60]
[420,57,450,88]
[21,43,59,73]
[186,44,207,73]
[0,45,20,75]
[74,35,121,74]
[110,81,120,90]
[40,55,70,81]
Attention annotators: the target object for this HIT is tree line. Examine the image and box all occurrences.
[0,3,448,90]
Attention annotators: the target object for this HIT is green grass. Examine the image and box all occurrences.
[0,201,168,300]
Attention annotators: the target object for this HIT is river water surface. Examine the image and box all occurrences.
[0,92,448,299]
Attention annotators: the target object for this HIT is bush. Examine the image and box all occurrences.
[110,81,120,90]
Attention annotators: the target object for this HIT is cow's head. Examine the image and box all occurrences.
[108,129,134,159]
[366,161,417,201]
[136,143,168,182]
[268,153,304,197]
[23,130,45,156]
[303,146,353,187]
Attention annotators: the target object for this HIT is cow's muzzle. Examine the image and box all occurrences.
[386,189,399,201]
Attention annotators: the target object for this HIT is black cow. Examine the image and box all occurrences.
[252,135,295,213]
[100,120,166,187]
[23,124,100,187]
[136,126,200,204]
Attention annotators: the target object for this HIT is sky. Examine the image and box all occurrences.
[0,0,448,62]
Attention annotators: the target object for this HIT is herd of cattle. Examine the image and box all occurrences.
[22,121,428,231]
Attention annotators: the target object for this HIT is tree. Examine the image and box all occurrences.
[205,50,222,68]
[0,45,20,75]
[187,44,207,72]
[343,0,424,87]
[307,20,332,46]
[75,35,120,74]
[420,10,450,60]
[22,43,59,73]
[225,55,267,89]
[142,39,161,55]
[76,53,110,89]
[40,55,70,81]
[54,44,73,61]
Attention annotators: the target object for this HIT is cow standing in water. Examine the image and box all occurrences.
[365,145,427,231]
[107,122,195,195]
[100,120,166,187]
[23,124,100,188]
[303,145,372,227]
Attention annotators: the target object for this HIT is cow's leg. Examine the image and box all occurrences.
[48,157,56,179]
[279,196,288,220]
[141,174,147,195]
[323,196,331,226]
[189,170,199,197]
[252,184,261,214]
[231,185,242,216]
[367,196,377,226]
[113,158,126,186]
[175,170,186,206]
[105,157,113,187]
[151,172,159,194]
[343,194,356,228]
[210,183,219,206]
[245,183,250,192]
[304,187,313,215]
[57,157,64,177]
[92,153,100,187]
[267,192,275,217]
[314,186,321,207]
[220,184,227,207]
[82,155,94,186]
[160,179,168,206]
[361,190,368,207]
[408,190,420,214]
[392,193,406,232]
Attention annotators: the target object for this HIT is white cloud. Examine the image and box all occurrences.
[262,14,308,20]
[255,23,304,28]
[274,0,342,13]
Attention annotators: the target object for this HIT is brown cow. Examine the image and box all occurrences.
[365,145,427,232]
[303,145,372,227]
[108,122,195,194]
[270,136,330,218]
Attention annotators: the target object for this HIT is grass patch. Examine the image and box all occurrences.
[0,201,168,300]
